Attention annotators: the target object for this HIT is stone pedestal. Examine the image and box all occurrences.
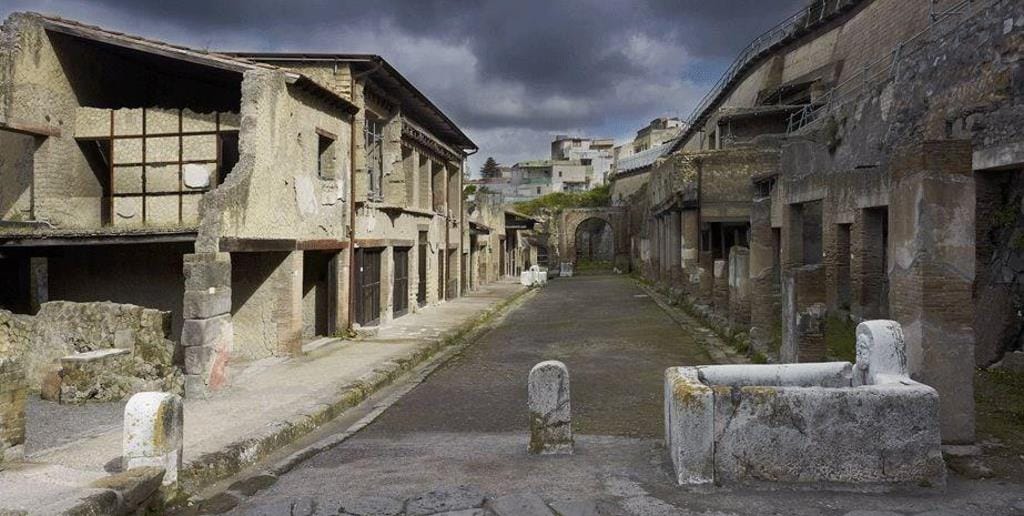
[888,140,976,443]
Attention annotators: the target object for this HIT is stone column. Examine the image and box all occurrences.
[681,210,699,271]
[749,197,775,354]
[670,211,682,285]
[0,357,26,467]
[330,251,349,335]
[275,251,304,355]
[713,259,729,310]
[181,252,234,398]
[728,246,750,328]
[888,140,975,443]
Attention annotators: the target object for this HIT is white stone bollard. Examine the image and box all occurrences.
[528,360,573,455]
[854,319,908,386]
[123,392,183,485]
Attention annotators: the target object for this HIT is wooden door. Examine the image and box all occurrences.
[355,248,382,326]
[393,248,410,317]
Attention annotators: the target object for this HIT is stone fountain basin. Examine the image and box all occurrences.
[664,360,946,490]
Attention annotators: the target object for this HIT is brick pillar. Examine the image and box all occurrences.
[851,207,888,320]
[0,357,26,467]
[749,197,775,354]
[182,252,234,398]
[781,264,826,362]
[821,205,840,311]
[889,140,975,443]
[728,246,750,328]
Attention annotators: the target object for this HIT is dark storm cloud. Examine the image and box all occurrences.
[2,0,807,169]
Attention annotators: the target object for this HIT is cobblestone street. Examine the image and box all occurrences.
[221,276,1024,516]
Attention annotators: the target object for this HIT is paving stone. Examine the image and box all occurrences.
[488,493,554,516]
[549,499,625,516]
[431,510,490,516]
[404,485,488,516]
[198,492,239,514]
[227,474,278,497]
[337,495,404,516]
[843,511,904,516]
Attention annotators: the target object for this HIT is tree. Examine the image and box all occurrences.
[480,156,501,179]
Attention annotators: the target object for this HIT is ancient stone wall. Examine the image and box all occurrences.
[0,357,26,468]
[0,301,182,403]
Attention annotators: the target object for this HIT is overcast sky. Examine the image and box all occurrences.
[2,0,806,175]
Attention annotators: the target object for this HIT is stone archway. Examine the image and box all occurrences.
[560,207,628,269]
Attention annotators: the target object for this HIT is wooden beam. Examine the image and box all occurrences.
[0,118,61,137]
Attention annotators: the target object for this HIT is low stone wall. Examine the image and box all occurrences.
[0,301,183,403]
[0,357,26,468]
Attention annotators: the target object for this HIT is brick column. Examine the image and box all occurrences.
[0,357,26,466]
[181,252,234,397]
[749,197,775,354]
[889,140,975,443]
[780,264,826,362]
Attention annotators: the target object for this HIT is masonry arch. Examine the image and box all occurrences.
[560,207,628,269]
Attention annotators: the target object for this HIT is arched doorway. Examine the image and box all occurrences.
[574,217,614,265]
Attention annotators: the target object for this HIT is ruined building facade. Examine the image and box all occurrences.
[608,0,1024,444]
[0,14,488,400]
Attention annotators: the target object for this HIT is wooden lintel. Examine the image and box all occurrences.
[218,237,297,252]
[0,118,61,138]
[297,239,349,251]
[355,238,415,249]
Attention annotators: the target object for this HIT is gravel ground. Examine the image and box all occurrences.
[25,395,125,457]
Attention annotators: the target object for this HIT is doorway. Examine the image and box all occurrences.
[355,248,382,326]
[393,247,410,318]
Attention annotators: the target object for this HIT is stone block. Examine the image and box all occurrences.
[528,360,573,455]
[183,287,232,319]
[181,314,233,349]
[183,253,232,291]
[123,392,183,485]
[854,320,908,386]
[184,345,214,374]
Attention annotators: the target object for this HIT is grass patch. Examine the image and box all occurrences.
[976,368,1024,447]
[825,314,857,362]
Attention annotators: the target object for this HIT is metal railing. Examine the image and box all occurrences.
[685,0,857,130]
[786,0,990,133]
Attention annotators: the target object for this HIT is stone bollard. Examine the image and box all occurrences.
[528,360,573,455]
[123,392,183,485]
[560,262,574,277]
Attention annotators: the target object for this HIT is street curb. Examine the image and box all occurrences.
[177,285,535,496]
[635,281,747,365]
